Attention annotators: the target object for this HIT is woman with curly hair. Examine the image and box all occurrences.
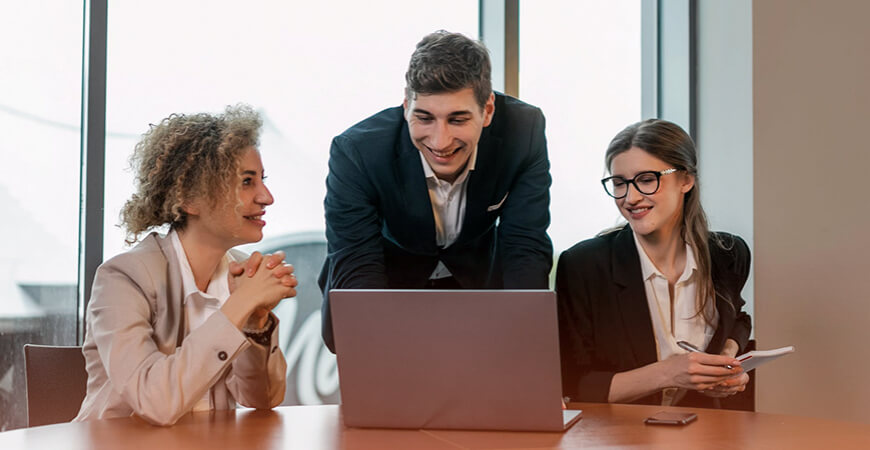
[75,105,296,425]
[557,119,752,408]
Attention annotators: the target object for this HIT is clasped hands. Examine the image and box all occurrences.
[224,250,298,330]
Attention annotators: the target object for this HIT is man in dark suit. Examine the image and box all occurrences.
[319,31,553,352]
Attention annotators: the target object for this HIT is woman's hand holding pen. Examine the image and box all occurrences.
[660,349,743,392]
[672,340,747,396]
[700,339,749,397]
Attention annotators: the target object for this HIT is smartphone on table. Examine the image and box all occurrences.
[644,411,698,425]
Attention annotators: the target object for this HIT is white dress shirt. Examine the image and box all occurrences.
[633,232,718,405]
[419,147,477,280]
[168,229,231,411]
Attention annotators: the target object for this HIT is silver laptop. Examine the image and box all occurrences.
[330,289,582,432]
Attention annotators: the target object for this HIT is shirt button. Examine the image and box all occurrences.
[218,351,228,361]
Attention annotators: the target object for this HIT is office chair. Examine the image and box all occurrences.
[23,344,88,427]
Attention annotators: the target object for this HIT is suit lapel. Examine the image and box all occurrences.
[705,293,728,353]
[394,122,437,251]
[462,133,502,238]
[154,233,186,349]
[461,94,504,240]
[705,243,734,353]
[611,226,659,366]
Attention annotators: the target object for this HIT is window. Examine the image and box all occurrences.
[0,1,84,431]
[103,0,478,406]
[0,1,651,430]
[519,0,642,254]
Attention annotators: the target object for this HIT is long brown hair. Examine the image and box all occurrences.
[605,119,726,324]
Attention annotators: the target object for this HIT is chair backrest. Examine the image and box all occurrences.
[23,344,87,427]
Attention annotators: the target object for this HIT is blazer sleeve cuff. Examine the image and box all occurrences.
[234,313,283,374]
[228,313,287,408]
[573,370,616,403]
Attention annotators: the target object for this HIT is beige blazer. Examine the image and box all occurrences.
[74,233,287,426]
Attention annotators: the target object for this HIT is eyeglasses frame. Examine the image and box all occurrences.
[600,168,679,199]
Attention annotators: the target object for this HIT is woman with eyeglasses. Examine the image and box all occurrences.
[556,119,751,407]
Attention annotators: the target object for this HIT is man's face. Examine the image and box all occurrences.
[403,88,495,183]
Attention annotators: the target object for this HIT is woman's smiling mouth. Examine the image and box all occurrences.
[627,206,651,219]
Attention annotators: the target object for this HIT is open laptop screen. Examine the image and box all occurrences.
[330,289,575,431]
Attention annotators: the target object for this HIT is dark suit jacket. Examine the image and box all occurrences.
[556,225,752,407]
[319,93,553,352]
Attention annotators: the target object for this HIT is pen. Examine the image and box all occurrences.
[676,340,734,370]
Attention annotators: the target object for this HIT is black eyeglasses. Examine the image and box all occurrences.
[601,168,678,199]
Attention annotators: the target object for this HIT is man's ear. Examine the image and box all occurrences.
[402,94,411,121]
[402,88,413,112]
[482,92,495,127]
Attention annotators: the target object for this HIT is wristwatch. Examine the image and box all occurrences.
[243,314,276,346]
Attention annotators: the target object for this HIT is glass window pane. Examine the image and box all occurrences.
[0,1,84,431]
[104,1,477,406]
[520,1,642,254]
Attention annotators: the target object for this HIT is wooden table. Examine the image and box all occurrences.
[2,403,869,449]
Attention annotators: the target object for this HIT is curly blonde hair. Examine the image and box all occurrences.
[120,104,263,244]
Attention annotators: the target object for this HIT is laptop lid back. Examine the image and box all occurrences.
[330,289,565,431]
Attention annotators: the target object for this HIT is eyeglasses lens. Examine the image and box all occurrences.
[605,172,660,198]
[634,172,659,194]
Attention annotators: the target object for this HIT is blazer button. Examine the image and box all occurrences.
[218,351,228,361]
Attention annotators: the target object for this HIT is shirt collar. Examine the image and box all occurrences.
[632,231,698,283]
[679,242,699,283]
[418,145,478,186]
[168,229,230,303]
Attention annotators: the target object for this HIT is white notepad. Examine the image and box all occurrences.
[737,346,795,372]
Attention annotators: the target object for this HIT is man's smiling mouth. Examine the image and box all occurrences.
[427,146,460,158]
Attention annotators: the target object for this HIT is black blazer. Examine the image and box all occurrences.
[319,93,553,352]
[556,225,752,406]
